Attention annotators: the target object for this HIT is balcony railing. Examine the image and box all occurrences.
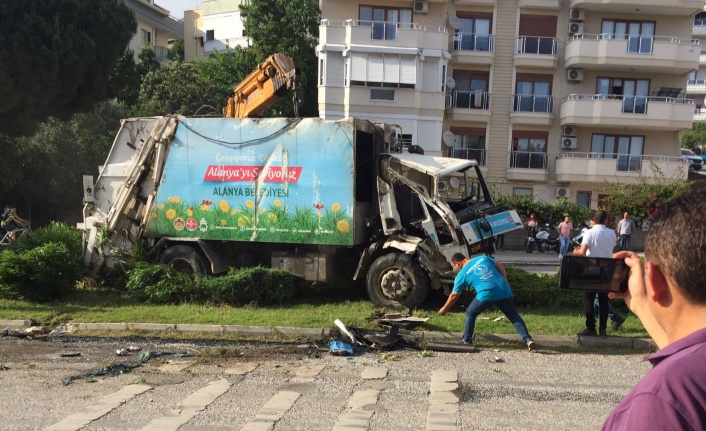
[569,33,699,54]
[512,95,554,113]
[515,36,558,55]
[448,148,487,166]
[446,91,491,109]
[453,33,495,52]
[321,19,447,42]
[509,151,548,169]
[688,79,706,85]
[153,45,170,59]
[557,152,685,173]
[562,94,693,115]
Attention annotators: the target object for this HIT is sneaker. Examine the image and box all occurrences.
[526,339,536,351]
[578,329,597,336]
[599,330,608,338]
[457,339,474,346]
[611,316,626,330]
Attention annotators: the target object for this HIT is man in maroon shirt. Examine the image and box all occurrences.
[603,188,706,431]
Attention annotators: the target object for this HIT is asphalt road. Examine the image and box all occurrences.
[0,336,648,431]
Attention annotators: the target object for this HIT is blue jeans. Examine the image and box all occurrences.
[463,296,532,343]
[594,297,622,322]
[619,234,631,251]
[560,236,570,256]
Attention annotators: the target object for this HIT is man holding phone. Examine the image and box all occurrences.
[603,188,706,430]
[573,210,616,337]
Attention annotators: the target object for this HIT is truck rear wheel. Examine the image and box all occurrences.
[366,252,430,308]
[159,245,208,276]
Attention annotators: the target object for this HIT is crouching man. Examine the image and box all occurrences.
[438,253,536,351]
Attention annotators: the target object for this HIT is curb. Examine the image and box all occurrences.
[0,319,32,329]
[62,323,654,351]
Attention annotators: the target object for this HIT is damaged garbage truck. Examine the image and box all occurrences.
[79,115,521,307]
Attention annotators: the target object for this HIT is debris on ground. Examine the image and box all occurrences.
[329,341,354,356]
[367,312,430,330]
[487,356,505,363]
[62,351,195,386]
[0,326,51,340]
[59,352,81,358]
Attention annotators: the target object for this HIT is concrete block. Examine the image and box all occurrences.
[274,326,325,338]
[431,370,458,383]
[175,324,224,334]
[75,323,129,332]
[361,367,388,380]
[579,335,632,348]
[632,338,656,351]
[424,331,462,342]
[223,325,274,337]
[0,319,31,328]
[128,323,175,332]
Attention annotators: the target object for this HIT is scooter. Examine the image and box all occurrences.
[526,223,561,254]
[570,221,590,250]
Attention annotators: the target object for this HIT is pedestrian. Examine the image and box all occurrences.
[616,212,636,251]
[494,233,505,252]
[526,213,539,235]
[557,215,573,259]
[573,210,616,337]
[603,188,706,430]
[438,252,536,351]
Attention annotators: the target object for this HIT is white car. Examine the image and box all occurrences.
[681,149,703,172]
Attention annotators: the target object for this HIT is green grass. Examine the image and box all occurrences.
[0,284,649,338]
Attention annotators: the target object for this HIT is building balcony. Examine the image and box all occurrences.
[454,0,497,5]
[319,20,448,52]
[445,91,491,123]
[555,152,688,184]
[569,0,704,16]
[565,34,700,74]
[451,33,494,66]
[506,151,550,182]
[694,20,706,36]
[518,0,562,10]
[560,94,694,131]
[510,95,555,126]
[695,109,706,122]
[687,80,706,95]
[514,36,559,69]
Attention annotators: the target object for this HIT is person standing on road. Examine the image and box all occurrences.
[603,188,706,431]
[557,215,573,258]
[616,212,636,251]
[526,213,539,235]
[573,210,616,337]
[438,253,536,351]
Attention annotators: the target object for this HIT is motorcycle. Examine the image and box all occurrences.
[570,221,590,250]
[526,223,561,254]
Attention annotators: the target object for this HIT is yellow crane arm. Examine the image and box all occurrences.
[223,53,300,118]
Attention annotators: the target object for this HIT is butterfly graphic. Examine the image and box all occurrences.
[201,199,213,206]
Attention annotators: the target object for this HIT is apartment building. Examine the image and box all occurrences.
[317,0,702,206]
[688,8,706,121]
[183,0,248,61]
[123,0,184,64]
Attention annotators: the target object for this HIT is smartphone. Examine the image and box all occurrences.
[559,255,629,293]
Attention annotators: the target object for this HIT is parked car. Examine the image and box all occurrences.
[681,148,703,172]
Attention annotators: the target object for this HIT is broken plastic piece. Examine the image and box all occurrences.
[329,341,354,356]
[334,319,357,344]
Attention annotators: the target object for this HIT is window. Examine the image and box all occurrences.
[450,71,489,109]
[591,134,644,171]
[696,12,706,26]
[349,53,416,88]
[398,134,412,149]
[371,89,394,101]
[511,131,547,169]
[596,78,649,113]
[518,15,558,55]
[576,191,591,208]
[601,20,655,53]
[359,6,413,40]
[454,15,492,51]
[318,56,325,86]
[514,75,552,112]
[513,187,534,197]
[206,30,215,41]
[448,130,486,165]
[141,29,151,44]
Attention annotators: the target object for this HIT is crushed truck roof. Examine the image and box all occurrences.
[388,153,478,177]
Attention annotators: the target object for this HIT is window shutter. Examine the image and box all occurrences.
[383,55,400,84]
[400,55,416,85]
[350,53,367,82]
[368,54,384,83]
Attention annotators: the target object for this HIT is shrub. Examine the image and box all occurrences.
[8,221,82,257]
[0,242,82,302]
[202,266,300,306]
[126,262,204,304]
[506,267,581,308]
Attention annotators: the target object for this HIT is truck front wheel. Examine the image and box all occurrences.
[159,245,208,276]
[366,252,430,308]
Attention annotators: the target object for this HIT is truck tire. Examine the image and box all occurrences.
[159,244,208,276]
[366,252,430,309]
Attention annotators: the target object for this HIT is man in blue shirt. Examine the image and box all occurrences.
[438,253,536,351]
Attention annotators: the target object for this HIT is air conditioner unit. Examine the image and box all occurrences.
[568,22,584,35]
[569,8,585,21]
[437,180,448,193]
[561,137,578,150]
[567,68,583,82]
[414,0,428,13]
[556,187,571,198]
[562,125,577,137]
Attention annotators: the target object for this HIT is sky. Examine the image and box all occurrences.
[154,0,202,20]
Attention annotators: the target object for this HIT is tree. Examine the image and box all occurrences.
[0,0,136,137]
[107,49,142,106]
[681,121,706,152]
[170,39,185,62]
[240,0,320,117]
[137,46,161,78]
[194,48,259,110]
[134,62,217,116]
